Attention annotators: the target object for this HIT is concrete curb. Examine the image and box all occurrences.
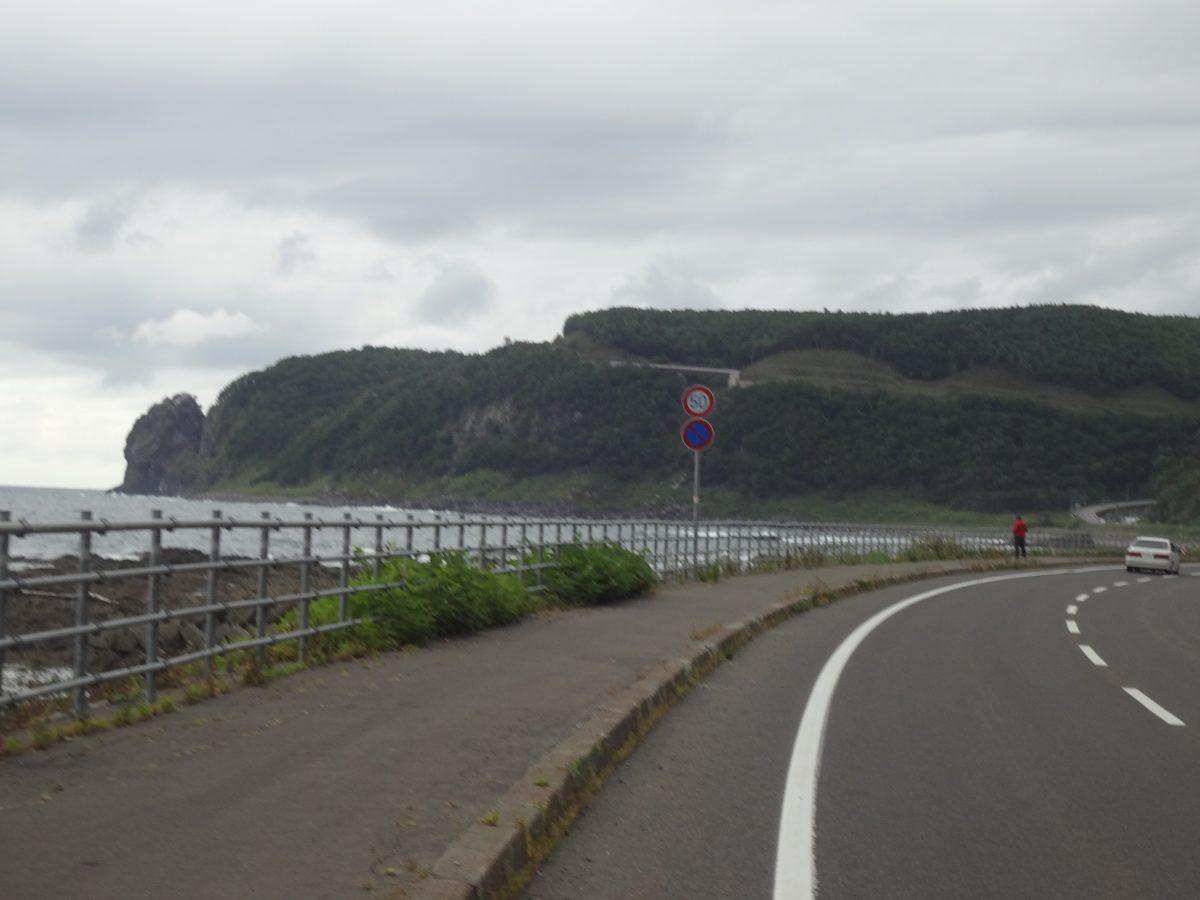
[407,559,1101,900]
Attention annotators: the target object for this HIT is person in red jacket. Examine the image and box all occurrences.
[1012,515,1028,558]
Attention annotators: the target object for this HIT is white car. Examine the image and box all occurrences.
[1124,536,1182,575]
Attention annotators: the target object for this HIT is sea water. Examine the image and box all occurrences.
[0,485,442,562]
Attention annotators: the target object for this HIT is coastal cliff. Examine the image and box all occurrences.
[119,393,206,495]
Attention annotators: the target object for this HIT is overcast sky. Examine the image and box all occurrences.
[3,0,1199,489]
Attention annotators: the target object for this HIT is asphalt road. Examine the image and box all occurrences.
[523,566,1200,899]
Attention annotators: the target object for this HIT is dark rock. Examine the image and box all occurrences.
[119,394,207,495]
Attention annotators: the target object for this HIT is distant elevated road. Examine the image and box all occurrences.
[1074,499,1155,524]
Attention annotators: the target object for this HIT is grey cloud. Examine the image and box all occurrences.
[1020,218,1200,307]
[415,262,498,324]
[276,233,315,276]
[612,261,722,310]
[72,194,139,252]
[0,278,307,386]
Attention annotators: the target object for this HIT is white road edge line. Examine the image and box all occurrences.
[1123,688,1186,727]
[1075,593,1089,602]
[772,568,1099,900]
[1092,586,1107,593]
[1079,645,1108,667]
[1066,604,1078,615]
[1066,620,1080,634]
[1113,581,1128,587]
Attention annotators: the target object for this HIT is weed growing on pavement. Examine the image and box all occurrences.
[478,809,500,826]
[31,725,59,750]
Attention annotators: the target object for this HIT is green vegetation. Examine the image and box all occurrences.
[276,543,657,659]
[129,305,1200,521]
[564,305,1200,398]
[539,543,657,607]
[1150,450,1200,526]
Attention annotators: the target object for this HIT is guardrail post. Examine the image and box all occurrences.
[373,515,384,582]
[478,521,487,569]
[299,513,313,662]
[145,511,163,703]
[536,522,545,592]
[433,514,442,553]
[518,522,528,581]
[0,511,9,711]
[405,514,415,558]
[339,513,352,624]
[205,510,222,682]
[74,510,93,717]
[500,519,509,568]
[256,512,271,669]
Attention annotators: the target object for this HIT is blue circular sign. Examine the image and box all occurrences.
[681,417,715,452]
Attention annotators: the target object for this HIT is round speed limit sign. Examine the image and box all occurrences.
[681,384,715,418]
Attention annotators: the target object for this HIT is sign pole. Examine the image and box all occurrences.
[680,385,716,578]
[692,449,701,574]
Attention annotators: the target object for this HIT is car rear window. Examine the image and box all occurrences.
[1133,539,1169,550]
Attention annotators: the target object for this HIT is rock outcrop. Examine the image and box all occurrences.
[119,393,207,495]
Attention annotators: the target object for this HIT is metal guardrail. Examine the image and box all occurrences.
[0,509,1127,718]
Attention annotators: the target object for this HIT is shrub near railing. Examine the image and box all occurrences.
[284,543,657,659]
[538,543,658,607]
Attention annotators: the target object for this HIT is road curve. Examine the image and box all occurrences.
[523,567,1200,899]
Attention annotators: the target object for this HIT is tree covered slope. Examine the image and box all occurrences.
[122,305,1200,518]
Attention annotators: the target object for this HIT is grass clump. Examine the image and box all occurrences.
[539,542,657,607]
[281,550,535,654]
[899,536,986,562]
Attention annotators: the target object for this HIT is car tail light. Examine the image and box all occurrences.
[1129,551,1142,557]
[1154,553,1169,559]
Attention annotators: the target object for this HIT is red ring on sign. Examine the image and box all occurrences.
[681,384,715,418]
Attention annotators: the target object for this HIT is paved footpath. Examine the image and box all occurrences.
[0,559,1073,900]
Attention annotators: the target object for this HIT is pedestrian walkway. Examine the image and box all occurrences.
[0,559,1074,900]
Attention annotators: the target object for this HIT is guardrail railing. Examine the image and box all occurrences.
[0,509,1127,718]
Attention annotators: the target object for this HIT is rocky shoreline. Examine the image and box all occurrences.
[2,549,341,675]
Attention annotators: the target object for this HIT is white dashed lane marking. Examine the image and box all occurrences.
[1079,645,1108,667]
[1124,688,1186,727]
[1065,578,1189,730]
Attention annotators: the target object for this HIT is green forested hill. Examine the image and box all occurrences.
[564,306,1200,398]
[125,306,1200,521]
